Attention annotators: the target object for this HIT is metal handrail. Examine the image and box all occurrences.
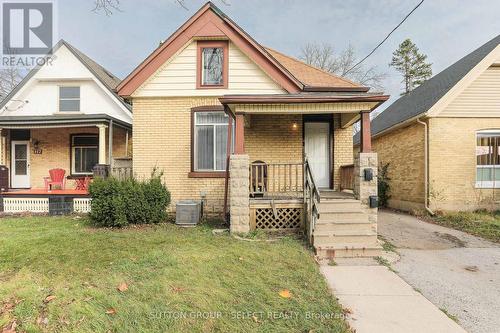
[303,154,321,243]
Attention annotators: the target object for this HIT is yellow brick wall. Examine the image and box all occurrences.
[133,97,353,213]
[428,117,500,211]
[132,97,227,214]
[333,114,353,191]
[371,122,426,212]
[5,126,128,189]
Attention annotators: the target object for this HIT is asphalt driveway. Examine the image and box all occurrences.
[378,210,500,333]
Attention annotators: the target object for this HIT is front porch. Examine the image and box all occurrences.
[222,94,385,258]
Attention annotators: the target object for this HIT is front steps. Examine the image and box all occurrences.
[313,195,382,259]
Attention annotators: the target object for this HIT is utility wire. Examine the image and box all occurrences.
[344,0,425,75]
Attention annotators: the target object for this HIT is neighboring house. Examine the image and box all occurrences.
[0,40,132,212]
[118,2,389,257]
[354,35,500,212]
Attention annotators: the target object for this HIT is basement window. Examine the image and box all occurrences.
[476,131,500,188]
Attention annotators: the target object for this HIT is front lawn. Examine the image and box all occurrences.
[0,216,349,332]
[431,210,500,243]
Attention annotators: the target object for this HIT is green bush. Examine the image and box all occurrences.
[88,171,170,227]
[378,163,391,207]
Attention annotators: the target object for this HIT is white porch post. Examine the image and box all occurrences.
[97,124,107,165]
[0,128,3,165]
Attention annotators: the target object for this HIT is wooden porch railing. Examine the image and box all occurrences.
[339,164,355,191]
[111,166,133,180]
[249,162,303,197]
[303,155,320,243]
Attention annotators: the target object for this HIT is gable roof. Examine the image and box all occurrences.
[264,47,368,91]
[118,1,370,96]
[0,39,130,112]
[355,34,500,144]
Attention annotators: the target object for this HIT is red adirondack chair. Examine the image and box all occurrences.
[44,168,66,191]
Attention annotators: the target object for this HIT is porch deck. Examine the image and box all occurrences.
[2,188,89,197]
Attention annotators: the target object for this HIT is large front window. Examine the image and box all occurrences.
[476,131,500,188]
[71,135,98,175]
[194,111,229,171]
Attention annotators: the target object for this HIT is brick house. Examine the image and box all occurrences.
[0,40,132,213]
[355,35,500,213]
[118,2,389,258]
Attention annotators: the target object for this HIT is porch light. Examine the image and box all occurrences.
[292,122,298,130]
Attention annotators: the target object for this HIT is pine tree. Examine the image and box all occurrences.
[390,39,432,95]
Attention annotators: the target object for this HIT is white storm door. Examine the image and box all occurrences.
[304,122,330,188]
[11,141,30,188]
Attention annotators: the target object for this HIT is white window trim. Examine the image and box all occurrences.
[58,86,81,112]
[71,135,98,175]
[194,112,229,172]
[475,130,500,188]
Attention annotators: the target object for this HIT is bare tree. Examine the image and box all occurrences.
[91,0,230,15]
[300,42,386,91]
[0,67,23,102]
[92,0,122,16]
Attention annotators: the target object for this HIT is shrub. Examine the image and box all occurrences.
[88,170,170,227]
[378,163,391,207]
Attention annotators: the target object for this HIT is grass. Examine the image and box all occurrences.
[374,256,397,273]
[378,236,397,253]
[0,216,350,333]
[431,210,500,243]
[440,308,459,323]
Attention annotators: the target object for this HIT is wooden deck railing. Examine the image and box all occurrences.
[339,164,355,191]
[111,166,133,180]
[303,155,320,243]
[249,162,303,197]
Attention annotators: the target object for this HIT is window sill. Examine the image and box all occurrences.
[54,111,83,115]
[188,171,227,178]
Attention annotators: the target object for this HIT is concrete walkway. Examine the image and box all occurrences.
[321,263,466,333]
[378,210,500,333]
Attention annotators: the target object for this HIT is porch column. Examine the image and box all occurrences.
[93,124,110,178]
[234,114,245,154]
[0,128,3,165]
[97,124,107,164]
[360,110,372,153]
[354,152,378,230]
[229,154,250,233]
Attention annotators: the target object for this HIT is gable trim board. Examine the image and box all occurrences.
[117,2,304,96]
[0,40,132,124]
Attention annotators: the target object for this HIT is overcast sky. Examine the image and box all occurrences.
[58,0,500,110]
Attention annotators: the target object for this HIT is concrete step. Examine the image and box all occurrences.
[315,242,383,259]
[318,200,362,213]
[313,232,378,246]
[314,222,375,233]
[316,212,369,224]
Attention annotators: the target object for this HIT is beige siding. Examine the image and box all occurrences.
[371,123,426,212]
[134,41,285,97]
[428,117,500,211]
[440,66,500,117]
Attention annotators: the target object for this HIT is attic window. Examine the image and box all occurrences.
[197,41,228,89]
[59,86,80,112]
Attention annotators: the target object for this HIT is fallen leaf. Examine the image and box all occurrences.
[105,308,116,315]
[464,265,479,272]
[2,320,17,333]
[278,289,292,298]
[44,295,56,303]
[117,282,128,292]
[36,316,49,326]
[170,286,186,293]
[238,257,244,261]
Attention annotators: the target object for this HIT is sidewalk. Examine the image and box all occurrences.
[320,262,467,333]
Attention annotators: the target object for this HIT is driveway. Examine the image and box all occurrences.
[378,210,500,333]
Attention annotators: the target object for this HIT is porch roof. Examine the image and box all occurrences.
[219,93,389,115]
[0,114,132,129]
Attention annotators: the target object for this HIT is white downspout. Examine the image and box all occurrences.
[417,117,435,215]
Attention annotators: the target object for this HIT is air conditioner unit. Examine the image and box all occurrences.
[175,200,201,226]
